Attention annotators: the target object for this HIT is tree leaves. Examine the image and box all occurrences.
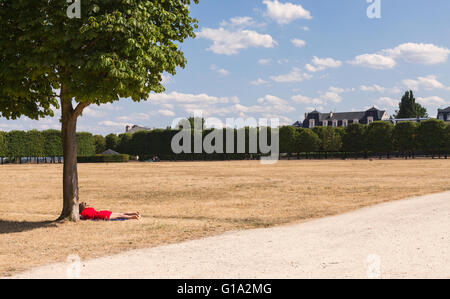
[0,0,199,118]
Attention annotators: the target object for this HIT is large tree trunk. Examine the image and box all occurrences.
[58,89,81,221]
[58,96,80,221]
[57,87,91,222]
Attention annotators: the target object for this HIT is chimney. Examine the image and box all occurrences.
[330,111,334,118]
[125,125,130,132]
[304,113,308,119]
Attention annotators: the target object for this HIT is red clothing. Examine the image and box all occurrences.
[80,207,112,220]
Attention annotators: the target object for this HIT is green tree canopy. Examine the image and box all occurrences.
[279,126,298,154]
[27,130,45,158]
[392,122,418,153]
[342,124,366,153]
[76,132,96,157]
[443,124,450,154]
[43,129,63,157]
[394,91,428,118]
[312,127,343,152]
[417,119,445,153]
[295,129,320,153]
[94,135,106,154]
[6,130,27,158]
[117,133,133,154]
[366,121,394,153]
[105,134,119,151]
[0,131,7,158]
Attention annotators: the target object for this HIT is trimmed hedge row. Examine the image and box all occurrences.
[0,130,95,162]
[1,119,449,163]
[77,154,129,163]
[102,119,450,160]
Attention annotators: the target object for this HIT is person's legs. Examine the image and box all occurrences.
[124,212,140,216]
[109,213,140,220]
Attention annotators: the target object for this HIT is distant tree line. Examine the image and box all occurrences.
[1,119,449,164]
[0,130,95,164]
[279,119,450,159]
[97,119,450,160]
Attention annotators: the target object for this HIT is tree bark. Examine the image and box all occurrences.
[58,93,80,221]
[57,86,91,222]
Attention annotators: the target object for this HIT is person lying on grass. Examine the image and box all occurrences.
[79,202,141,221]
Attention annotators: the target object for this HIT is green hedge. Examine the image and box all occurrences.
[103,120,449,160]
[1,119,449,162]
[77,154,129,163]
[0,130,95,160]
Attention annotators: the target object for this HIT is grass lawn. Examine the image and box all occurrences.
[0,159,449,276]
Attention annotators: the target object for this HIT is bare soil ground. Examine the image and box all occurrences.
[0,160,449,276]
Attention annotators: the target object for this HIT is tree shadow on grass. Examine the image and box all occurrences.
[0,220,58,234]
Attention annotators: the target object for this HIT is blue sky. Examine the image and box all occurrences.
[1,0,450,135]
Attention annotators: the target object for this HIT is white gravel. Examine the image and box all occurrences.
[9,191,450,279]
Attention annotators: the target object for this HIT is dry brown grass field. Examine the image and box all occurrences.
[0,159,449,276]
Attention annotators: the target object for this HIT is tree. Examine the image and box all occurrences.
[279,126,298,155]
[366,121,394,157]
[394,91,428,118]
[94,135,106,154]
[312,127,342,152]
[342,124,366,153]
[0,131,7,164]
[0,1,198,221]
[443,124,450,158]
[417,119,445,157]
[76,132,96,157]
[27,130,45,162]
[6,131,27,162]
[43,130,63,162]
[105,134,119,151]
[392,122,418,157]
[116,133,132,154]
[295,129,320,154]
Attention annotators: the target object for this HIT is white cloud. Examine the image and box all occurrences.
[292,87,346,106]
[291,94,323,105]
[117,113,150,121]
[101,103,123,111]
[402,75,445,91]
[150,91,238,105]
[254,95,296,113]
[384,43,450,65]
[99,120,130,128]
[320,91,342,103]
[197,27,277,55]
[291,38,306,48]
[328,86,345,94]
[158,109,175,117]
[360,84,402,94]
[349,54,396,69]
[258,58,272,65]
[263,0,312,24]
[417,96,447,106]
[83,107,107,118]
[210,64,230,76]
[376,97,398,108]
[250,78,269,86]
[220,16,255,28]
[350,43,450,69]
[305,56,342,72]
[270,67,312,83]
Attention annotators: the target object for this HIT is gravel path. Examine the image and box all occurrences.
[10,191,450,279]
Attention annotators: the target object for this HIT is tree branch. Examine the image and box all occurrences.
[74,102,91,117]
